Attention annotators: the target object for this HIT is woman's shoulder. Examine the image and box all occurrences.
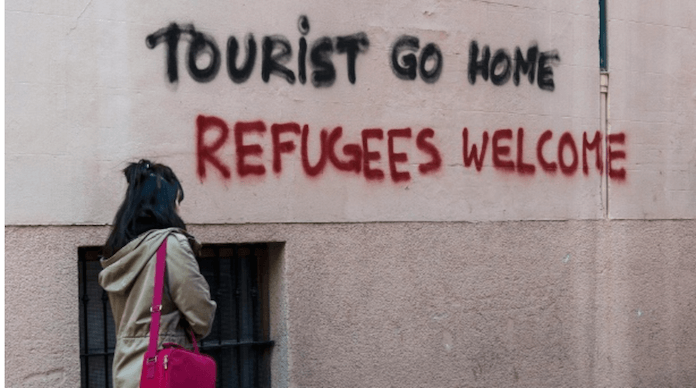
[164,228,201,257]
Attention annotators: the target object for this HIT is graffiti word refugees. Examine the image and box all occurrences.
[196,115,441,183]
[146,17,369,87]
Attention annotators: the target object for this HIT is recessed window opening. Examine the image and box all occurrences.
[78,243,274,388]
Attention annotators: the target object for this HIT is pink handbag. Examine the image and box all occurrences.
[139,237,217,388]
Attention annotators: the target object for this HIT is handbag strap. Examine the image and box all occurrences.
[144,235,201,364]
[144,238,168,362]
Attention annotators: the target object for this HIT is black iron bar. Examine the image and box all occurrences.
[215,247,222,346]
[251,246,261,342]
[79,351,115,358]
[101,289,110,388]
[232,246,239,387]
[80,254,90,388]
[214,247,223,388]
[235,245,244,388]
[242,248,254,388]
[250,246,261,387]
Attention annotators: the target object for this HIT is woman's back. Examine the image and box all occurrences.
[99,228,216,388]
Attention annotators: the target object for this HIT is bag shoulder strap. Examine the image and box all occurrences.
[144,237,168,362]
[143,234,202,363]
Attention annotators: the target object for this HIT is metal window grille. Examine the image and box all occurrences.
[78,243,274,388]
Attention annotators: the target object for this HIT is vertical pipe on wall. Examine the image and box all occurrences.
[599,0,608,70]
[599,0,610,217]
[600,72,609,218]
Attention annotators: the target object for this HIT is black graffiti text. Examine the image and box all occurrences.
[390,35,443,83]
[468,41,560,91]
[146,17,370,87]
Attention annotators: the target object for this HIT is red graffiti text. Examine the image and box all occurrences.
[196,114,442,183]
[462,127,626,180]
[196,114,627,183]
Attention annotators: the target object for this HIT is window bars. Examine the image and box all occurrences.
[78,243,274,388]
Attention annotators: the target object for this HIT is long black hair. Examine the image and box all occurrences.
[104,159,186,256]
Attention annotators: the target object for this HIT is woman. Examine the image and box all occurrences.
[99,159,216,388]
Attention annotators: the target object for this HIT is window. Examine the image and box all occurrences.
[78,246,116,388]
[197,244,274,388]
[78,243,274,388]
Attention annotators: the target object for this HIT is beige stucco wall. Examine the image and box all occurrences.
[7,0,695,225]
[6,222,696,387]
[6,0,696,387]
[606,1,696,219]
[6,0,609,224]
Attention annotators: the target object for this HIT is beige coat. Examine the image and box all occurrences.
[99,228,217,388]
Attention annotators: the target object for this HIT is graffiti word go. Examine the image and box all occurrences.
[390,35,443,83]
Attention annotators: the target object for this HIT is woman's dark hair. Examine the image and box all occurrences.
[104,159,186,256]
